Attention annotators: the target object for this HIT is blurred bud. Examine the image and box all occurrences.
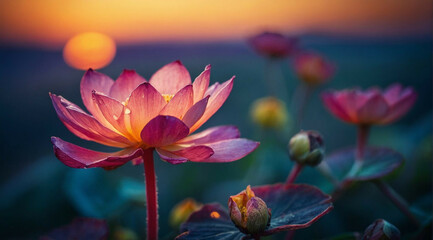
[169,198,202,229]
[250,97,289,129]
[248,32,297,59]
[228,185,271,235]
[294,52,334,86]
[113,227,138,240]
[288,130,324,166]
[362,219,401,240]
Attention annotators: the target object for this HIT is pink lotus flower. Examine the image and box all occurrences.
[294,52,334,85]
[50,61,259,169]
[322,84,417,125]
[248,32,296,59]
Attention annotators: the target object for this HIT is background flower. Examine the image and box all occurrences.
[294,52,334,85]
[248,32,297,59]
[322,84,417,125]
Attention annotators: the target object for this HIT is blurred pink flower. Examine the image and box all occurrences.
[249,32,296,59]
[50,61,259,169]
[322,84,417,125]
[294,52,334,85]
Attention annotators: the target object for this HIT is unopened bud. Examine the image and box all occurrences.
[294,52,334,86]
[288,130,324,166]
[250,97,289,129]
[362,219,401,240]
[228,186,271,235]
[169,198,202,229]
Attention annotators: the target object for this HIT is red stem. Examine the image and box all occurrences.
[143,148,158,240]
[286,163,304,185]
[356,125,370,161]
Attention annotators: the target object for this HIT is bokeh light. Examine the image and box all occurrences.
[63,32,116,70]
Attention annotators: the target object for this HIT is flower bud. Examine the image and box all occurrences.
[250,97,290,129]
[169,198,202,229]
[228,186,271,235]
[362,219,401,240]
[294,52,334,86]
[113,227,138,240]
[288,130,324,166]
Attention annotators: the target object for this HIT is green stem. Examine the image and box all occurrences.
[143,148,158,240]
[295,83,313,130]
[317,162,340,187]
[264,59,288,100]
[375,180,421,228]
[346,125,370,178]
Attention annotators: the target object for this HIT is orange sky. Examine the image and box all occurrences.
[0,0,431,49]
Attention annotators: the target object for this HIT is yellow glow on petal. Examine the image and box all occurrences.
[162,94,175,103]
[170,198,203,228]
[210,211,220,219]
[63,32,116,70]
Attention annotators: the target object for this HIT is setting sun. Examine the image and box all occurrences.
[63,32,116,70]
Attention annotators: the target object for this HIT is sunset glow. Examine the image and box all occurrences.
[63,32,116,70]
[0,0,431,49]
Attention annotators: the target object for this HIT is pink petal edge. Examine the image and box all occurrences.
[109,69,146,102]
[149,60,191,95]
[200,138,259,162]
[190,77,234,133]
[192,65,211,103]
[51,137,143,169]
[178,125,240,144]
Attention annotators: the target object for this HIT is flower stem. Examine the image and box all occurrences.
[286,163,304,185]
[285,230,296,240]
[346,125,370,178]
[294,83,313,130]
[264,59,288,100]
[317,162,340,187]
[356,125,369,160]
[375,180,420,228]
[143,148,158,240]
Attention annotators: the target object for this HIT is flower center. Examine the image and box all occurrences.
[162,94,174,103]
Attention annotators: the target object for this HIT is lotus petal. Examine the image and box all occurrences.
[50,93,131,147]
[109,69,146,102]
[80,69,115,128]
[149,60,191,95]
[158,145,214,163]
[192,65,211,103]
[160,85,193,119]
[199,139,259,163]
[190,77,234,132]
[51,137,143,169]
[141,115,189,147]
[357,94,389,124]
[128,82,167,139]
[182,96,209,128]
[321,92,352,122]
[178,125,240,144]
